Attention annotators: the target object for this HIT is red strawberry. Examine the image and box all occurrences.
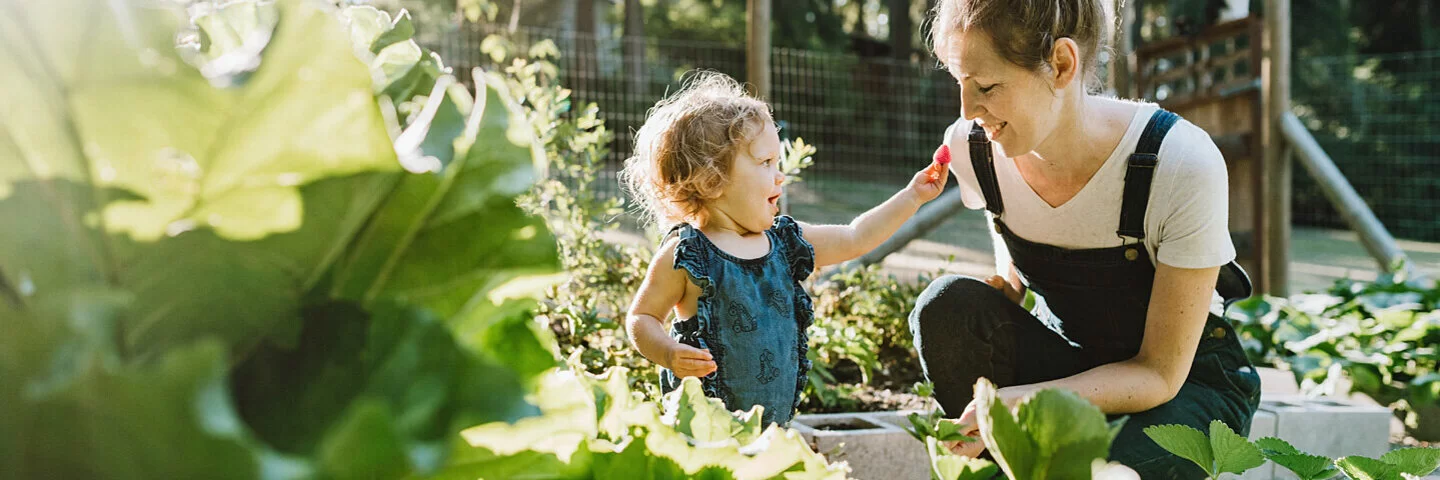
[926,144,951,183]
[934,144,952,166]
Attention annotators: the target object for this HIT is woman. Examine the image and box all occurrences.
[909,0,1261,477]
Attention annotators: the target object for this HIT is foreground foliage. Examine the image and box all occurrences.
[0,1,841,478]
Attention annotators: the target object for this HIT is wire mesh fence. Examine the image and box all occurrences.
[431,23,961,199]
[1292,50,1440,242]
[431,23,1440,242]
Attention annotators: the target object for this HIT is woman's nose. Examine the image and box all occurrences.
[960,88,984,121]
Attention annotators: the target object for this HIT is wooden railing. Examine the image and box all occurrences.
[1134,17,1263,110]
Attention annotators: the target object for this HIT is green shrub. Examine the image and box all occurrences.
[1227,269,1440,438]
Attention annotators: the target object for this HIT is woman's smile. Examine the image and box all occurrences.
[983,121,1007,140]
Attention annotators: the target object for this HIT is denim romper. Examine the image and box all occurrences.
[658,216,815,427]
[960,109,1263,478]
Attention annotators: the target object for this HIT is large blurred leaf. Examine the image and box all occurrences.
[1,298,266,479]
[973,379,1039,480]
[1,0,400,360]
[329,70,556,336]
[230,302,534,468]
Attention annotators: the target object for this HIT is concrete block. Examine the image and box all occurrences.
[792,411,931,480]
[1259,395,1392,480]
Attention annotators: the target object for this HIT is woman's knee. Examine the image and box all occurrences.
[909,275,1007,335]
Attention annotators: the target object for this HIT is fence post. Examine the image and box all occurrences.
[1262,0,1291,296]
[747,0,772,100]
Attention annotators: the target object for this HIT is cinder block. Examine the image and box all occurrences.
[792,411,931,480]
[1259,395,1392,480]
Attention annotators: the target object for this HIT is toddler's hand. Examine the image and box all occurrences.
[665,342,717,378]
[907,145,950,204]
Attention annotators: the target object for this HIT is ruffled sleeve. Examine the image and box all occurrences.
[771,215,815,282]
[664,224,724,400]
[772,215,816,413]
[670,224,711,291]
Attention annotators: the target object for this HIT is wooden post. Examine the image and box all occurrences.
[1114,0,1136,97]
[624,0,647,98]
[1262,0,1291,295]
[747,0,772,100]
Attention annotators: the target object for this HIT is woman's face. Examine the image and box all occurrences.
[942,30,1063,158]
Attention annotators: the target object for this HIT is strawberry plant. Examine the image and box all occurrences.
[1146,422,1440,479]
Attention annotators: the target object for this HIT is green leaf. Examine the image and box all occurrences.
[974,379,1039,480]
[1335,455,1404,480]
[1017,388,1110,453]
[468,303,558,384]
[2,0,400,361]
[192,0,280,62]
[460,369,597,461]
[1256,436,1302,456]
[1210,420,1266,475]
[371,9,416,53]
[423,448,588,480]
[331,76,557,317]
[927,437,1000,480]
[340,5,390,54]
[592,435,732,480]
[230,303,534,462]
[1144,424,1215,478]
[316,401,413,479]
[1045,436,1113,479]
[1269,453,1340,480]
[670,377,746,445]
[3,339,264,479]
[1379,448,1440,477]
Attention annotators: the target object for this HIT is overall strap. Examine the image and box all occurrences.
[1117,109,1180,239]
[969,123,1004,216]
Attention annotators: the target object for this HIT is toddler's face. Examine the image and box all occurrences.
[713,120,784,234]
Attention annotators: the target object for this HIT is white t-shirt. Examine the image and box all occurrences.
[943,103,1237,277]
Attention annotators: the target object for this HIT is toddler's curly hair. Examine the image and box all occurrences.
[620,70,772,230]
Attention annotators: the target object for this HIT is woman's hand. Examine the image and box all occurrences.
[941,385,1034,457]
[940,414,984,457]
[984,274,1025,304]
[664,342,716,378]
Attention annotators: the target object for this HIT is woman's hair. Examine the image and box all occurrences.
[930,0,1111,90]
[620,70,772,230]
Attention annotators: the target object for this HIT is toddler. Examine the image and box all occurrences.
[620,71,950,426]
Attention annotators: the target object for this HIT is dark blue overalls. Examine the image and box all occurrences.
[909,109,1262,478]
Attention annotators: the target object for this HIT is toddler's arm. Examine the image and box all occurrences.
[625,237,717,378]
[802,146,951,267]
